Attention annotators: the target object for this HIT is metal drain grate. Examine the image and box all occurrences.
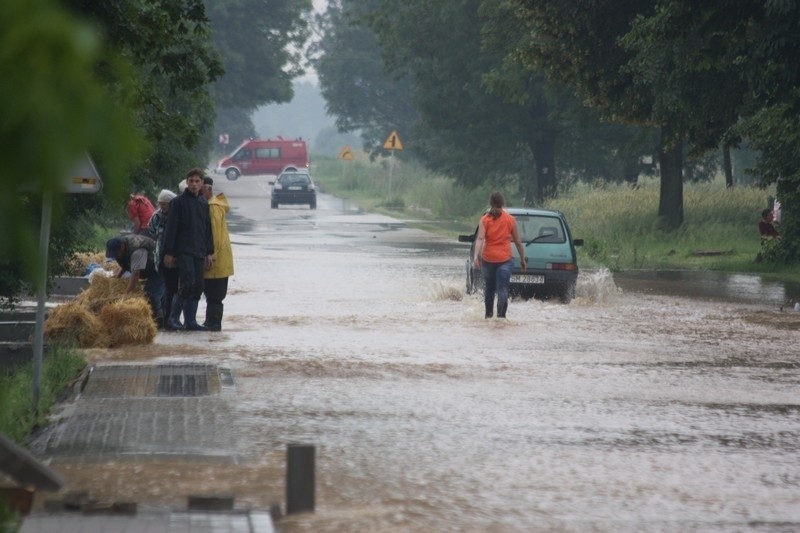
[156,372,208,396]
[83,364,232,398]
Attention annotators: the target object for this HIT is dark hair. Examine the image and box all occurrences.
[488,191,505,219]
[203,176,214,186]
[761,208,772,219]
[186,167,205,180]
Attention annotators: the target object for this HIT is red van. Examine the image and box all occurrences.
[214,138,309,181]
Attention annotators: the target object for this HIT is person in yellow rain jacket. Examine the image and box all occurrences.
[202,177,234,331]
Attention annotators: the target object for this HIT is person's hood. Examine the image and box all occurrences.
[209,192,229,213]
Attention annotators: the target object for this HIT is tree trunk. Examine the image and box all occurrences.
[657,127,684,231]
[532,134,557,205]
[524,97,557,206]
[622,158,640,186]
[723,144,734,188]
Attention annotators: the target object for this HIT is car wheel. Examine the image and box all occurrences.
[558,281,576,304]
[519,288,535,300]
[225,168,240,181]
[310,200,316,209]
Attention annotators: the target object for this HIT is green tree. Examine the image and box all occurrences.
[64,0,223,192]
[730,2,800,263]
[499,1,763,230]
[318,0,650,204]
[312,0,418,156]
[1,0,143,305]
[204,0,312,148]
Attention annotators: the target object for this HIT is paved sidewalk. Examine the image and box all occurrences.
[20,362,277,532]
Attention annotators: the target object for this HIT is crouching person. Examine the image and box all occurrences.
[106,235,165,326]
[162,168,214,331]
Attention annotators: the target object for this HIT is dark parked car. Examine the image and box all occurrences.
[270,168,316,209]
[458,208,583,302]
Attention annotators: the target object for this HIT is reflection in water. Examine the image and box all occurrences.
[614,269,799,306]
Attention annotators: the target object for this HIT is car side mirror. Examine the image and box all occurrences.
[268,180,275,185]
[573,239,584,246]
[458,234,475,243]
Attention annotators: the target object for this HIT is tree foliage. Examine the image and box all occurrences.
[1,0,144,304]
[311,0,417,156]
[314,0,652,204]
[64,0,223,192]
[205,0,312,148]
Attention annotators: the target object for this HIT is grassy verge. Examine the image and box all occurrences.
[0,345,84,530]
[312,154,800,282]
[0,344,86,444]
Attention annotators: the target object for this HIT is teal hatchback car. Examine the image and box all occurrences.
[458,208,584,303]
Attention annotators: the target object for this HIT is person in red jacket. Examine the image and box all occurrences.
[127,192,156,235]
[758,208,780,239]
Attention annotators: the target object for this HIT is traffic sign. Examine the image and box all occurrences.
[339,145,354,160]
[383,130,403,151]
[66,155,103,194]
[219,133,229,145]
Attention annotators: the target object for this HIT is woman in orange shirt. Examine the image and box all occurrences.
[472,192,527,318]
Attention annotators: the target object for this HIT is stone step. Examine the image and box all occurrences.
[0,342,34,368]
[0,321,36,343]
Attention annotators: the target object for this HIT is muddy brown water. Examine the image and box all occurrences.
[44,178,800,531]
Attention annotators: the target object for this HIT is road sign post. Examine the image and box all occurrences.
[31,155,103,414]
[338,145,354,178]
[383,131,403,197]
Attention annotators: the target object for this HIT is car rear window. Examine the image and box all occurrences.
[515,215,566,243]
[279,173,311,186]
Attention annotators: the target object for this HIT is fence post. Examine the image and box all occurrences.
[286,444,315,514]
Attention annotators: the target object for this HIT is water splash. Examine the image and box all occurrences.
[430,281,464,302]
[576,268,621,304]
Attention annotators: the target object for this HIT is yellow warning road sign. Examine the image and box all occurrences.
[339,145,354,160]
[383,130,403,151]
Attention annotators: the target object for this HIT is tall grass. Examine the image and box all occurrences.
[313,153,794,277]
[548,177,773,271]
[0,344,86,444]
[314,155,489,219]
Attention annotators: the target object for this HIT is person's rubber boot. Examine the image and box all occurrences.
[166,296,185,331]
[154,308,166,330]
[183,299,207,331]
[497,302,508,319]
[204,303,224,332]
[485,303,493,319]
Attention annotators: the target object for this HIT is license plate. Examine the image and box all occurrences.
[511,274,544,284]
[288,186,303,190]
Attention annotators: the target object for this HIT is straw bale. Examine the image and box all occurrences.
[44,301,109,348]
[63,251,114,276]
[76,276,140,314]
[100,297,157,347]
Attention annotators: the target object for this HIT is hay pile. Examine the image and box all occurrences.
[63,251,115,277]
[43,301,108,348]
[45,275,157,348]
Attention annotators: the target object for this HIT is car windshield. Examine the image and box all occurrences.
[279,173,310,186]
[515,215,566,243]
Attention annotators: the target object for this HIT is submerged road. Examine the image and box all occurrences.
[32,176,800,531]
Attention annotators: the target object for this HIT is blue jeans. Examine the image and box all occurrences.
[482,259,512,317]
[143,273,165,317]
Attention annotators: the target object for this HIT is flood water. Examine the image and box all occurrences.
[60,178,800,531]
